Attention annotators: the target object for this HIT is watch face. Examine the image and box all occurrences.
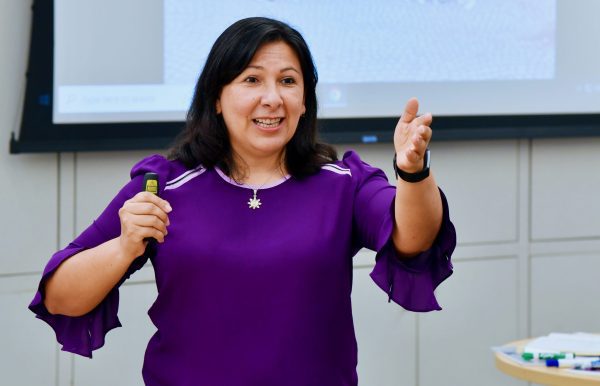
[424,148,431,169]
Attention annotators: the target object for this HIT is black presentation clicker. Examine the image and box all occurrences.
[143,172,159,244]
[143,172,159,196]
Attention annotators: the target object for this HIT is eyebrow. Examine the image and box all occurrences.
[245,65,301,74]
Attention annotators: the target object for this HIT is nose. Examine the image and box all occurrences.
[260,82,283,109]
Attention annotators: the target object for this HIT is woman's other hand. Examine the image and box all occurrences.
[393,97,432,173]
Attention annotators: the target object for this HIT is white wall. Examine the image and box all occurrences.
[2,2,599,385]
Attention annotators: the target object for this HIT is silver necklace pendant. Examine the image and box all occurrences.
[248,189,262,209]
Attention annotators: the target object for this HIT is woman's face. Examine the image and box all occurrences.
[217,41,306,163]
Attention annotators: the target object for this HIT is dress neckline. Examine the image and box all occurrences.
[214,166,291,190]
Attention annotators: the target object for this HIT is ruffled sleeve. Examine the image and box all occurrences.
[369,190,455,311]
[28,154,172,358]
[343,150,456,312]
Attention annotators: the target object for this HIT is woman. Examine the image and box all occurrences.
[30,17,455,385]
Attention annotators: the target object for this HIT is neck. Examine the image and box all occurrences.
[231,151,287,186]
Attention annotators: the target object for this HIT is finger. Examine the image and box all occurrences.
[121,223,166,244]
[402,146,422,165]
[409,130,429,157]
[399,97,419,124]
[125,201,169,219]
[122,202,170,225]
[409,135,424,157]
[121,217,167,243]
[132,214,168,234]
[412,112,433,128]
[416,124,432,144]
[131,191,172,213]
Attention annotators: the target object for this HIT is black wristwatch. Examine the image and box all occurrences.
[393,148,430,183]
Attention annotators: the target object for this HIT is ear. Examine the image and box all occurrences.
[216,99,222,114]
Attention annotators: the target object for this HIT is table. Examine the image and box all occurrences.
[495,339,600,386]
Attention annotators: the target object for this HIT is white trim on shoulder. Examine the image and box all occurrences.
[166,165,204,185]
[321,164,352,177]
[165,166,206,190]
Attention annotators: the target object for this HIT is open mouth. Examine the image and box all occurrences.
[253,118,283,129]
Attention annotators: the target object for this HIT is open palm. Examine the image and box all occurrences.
[393,98,433,173]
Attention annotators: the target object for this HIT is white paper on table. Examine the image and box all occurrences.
[524,333,600,356]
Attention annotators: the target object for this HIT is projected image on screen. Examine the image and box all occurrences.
[58,0,598,124]
[165,0,555,85]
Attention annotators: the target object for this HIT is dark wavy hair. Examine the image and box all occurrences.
[168,17,337,178]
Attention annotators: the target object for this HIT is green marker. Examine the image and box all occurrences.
[522,352,575,361]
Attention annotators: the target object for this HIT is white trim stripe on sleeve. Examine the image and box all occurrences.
[166,165,204,185]
[322,163,351,172]
[165,167,206,190]
[321,164,352,177]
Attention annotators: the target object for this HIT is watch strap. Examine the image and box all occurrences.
[393,148,430,183]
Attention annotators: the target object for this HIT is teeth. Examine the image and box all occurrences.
[254,118,282,128]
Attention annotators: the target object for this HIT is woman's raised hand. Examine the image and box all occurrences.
[393,97,433,174]
[118,192,172,259]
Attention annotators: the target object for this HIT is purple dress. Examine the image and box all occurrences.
[29,150,455,386]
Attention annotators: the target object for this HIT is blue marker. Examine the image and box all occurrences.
[546,358,600,369]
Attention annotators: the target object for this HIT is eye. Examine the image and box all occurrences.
[244,76,259,83]
[281,77,297,85]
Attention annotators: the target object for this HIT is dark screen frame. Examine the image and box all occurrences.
[10,0,600,154]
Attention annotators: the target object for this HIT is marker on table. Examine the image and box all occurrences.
[580,360,600,371]
[522,352,575,361]
[586,360,600,370]
[545,358,600,369]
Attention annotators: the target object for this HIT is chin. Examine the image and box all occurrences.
[251,137,290,154]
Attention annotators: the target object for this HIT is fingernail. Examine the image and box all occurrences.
[166,218,171,226]
[165,202,172,212]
